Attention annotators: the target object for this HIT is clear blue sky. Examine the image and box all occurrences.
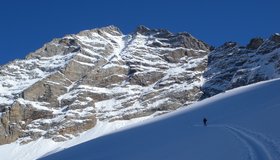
[0,0,279,65]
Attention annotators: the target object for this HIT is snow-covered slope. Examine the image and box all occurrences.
[0,116,152,160]
[40,78,280,160]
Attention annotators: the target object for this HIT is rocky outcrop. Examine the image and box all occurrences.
[136,25,210,51]
[246,37,264,50]
[22,72,71,107]
[26,38,80,59]
[202,33,280,98]
[270,33,280,43]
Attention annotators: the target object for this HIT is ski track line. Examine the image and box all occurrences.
[233,126,280,159]
[225,125,280,160]
[225,126,269,160]
[206,124,280,160]
[225,129,256,160]
[207,124,257,160]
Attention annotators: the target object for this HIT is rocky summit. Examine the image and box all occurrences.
[0,25,279,145]
[202,33,280,97]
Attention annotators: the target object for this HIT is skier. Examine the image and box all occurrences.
[203,117,208,126]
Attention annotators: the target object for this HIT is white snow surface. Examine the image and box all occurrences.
[38,78,280,160]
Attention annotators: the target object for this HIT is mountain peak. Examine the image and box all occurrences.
[136,25,150,34]
[135,25,173,37]
[95,25,123,35]
[269,33,280,43]
[246,37,264,50]
[77,25,123,38]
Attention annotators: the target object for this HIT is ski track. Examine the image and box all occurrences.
[206,124,280,160]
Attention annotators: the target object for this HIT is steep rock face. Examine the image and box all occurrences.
[202,34,280,97]
[0,26,210,144]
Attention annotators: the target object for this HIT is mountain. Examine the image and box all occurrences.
[41,78,280,160]
[0,25,280,159]
[0,25,210,145]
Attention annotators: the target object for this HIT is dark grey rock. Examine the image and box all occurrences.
[246,37,264,50]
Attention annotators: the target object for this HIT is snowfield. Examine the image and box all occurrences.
[38,78,280,160]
